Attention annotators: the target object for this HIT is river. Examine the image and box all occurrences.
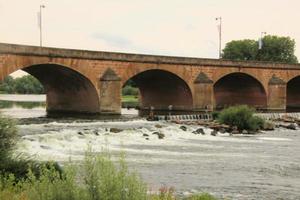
[0,94,299,200]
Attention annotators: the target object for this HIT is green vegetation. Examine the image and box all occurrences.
[122,85,139,96]
[222,35,298,63]
[0,114,217,200]
[217,105,264,131]
[0,75,44,94]
[122,95,138,103]
[0,115,17,162]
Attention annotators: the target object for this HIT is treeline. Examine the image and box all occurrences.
[0,75,44,94]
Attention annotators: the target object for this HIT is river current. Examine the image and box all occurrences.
[0,94,299,200]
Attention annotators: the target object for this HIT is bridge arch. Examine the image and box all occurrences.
[3,63,100,114]
[214,72,267,109]
[287,76,300,111]
[123,69,193,112]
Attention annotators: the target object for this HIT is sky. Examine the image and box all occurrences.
[1,0,300,77]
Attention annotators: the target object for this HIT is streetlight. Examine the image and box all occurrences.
[39,5,46,47]
[259,32,267,49]
[215,17,222,59]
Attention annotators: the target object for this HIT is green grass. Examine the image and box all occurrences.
[122,95,139,103]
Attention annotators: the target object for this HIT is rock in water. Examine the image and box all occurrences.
[152,132,165,139]
[77,131,84,136]
[287,123,297,130]
[242,130,248,134]
[193,128,205,135]
[158,133,165,139]
[110,128,123,133]
[93,130,99,136]
[263,121,275,131]
[143,133,149,137]
[180,126,187,131]
[231,130,240,134]
[211,130,218,136]
[155,124,163,128]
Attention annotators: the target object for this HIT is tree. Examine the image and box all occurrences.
[222,35,298,64]
[222,39,258,61]
[0,75,44,94]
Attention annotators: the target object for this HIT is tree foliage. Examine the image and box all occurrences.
[0,75,44,94]
[217,105,265,131]
[222,35,298,63]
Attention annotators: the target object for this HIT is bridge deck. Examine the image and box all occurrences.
[0,43,300,69]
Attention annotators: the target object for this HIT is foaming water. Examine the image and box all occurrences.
[15,119,300,199]
[2,95,300,199]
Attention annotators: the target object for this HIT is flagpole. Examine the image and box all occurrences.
[39,5,45,47]
[216,17,222,59]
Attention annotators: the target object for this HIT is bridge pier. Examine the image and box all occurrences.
[99,68,121,114]
[267,75,286,111]
[193,72,214,111]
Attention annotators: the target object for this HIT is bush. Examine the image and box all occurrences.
[217,105,265,131]
[211,111,220,120]
[0,150,218,200]
[0,115,17,162]
[122,85,139,96]
[0,150,148,200]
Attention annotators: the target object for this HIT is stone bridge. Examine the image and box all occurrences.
[0,43,300,115]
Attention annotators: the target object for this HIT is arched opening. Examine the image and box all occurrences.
[214,73,267,110]
[0,64,100,115]
[123,69,193,115]
[287,76,300,111]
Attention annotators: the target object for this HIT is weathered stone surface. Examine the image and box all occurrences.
[268,75,286,85]
[194,72,213,84]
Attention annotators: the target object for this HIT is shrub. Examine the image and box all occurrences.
[0,115,17,163]
[84,151,147,200]
[0,150,148,200]
[211,111,220,120]
[217,105,265,131]
[122,85,139,96]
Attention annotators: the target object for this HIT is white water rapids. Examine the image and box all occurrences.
[0,94,299,199]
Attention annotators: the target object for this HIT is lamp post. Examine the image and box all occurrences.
[259,32,267,49]
[39,5,46,47]
[215,17,222,59]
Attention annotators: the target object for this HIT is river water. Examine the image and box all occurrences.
[0,94,299,200]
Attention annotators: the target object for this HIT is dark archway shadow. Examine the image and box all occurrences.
[124,69,193,115]
[22,64,100,115]
[214,73,267,110]
[287,76,300,112]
